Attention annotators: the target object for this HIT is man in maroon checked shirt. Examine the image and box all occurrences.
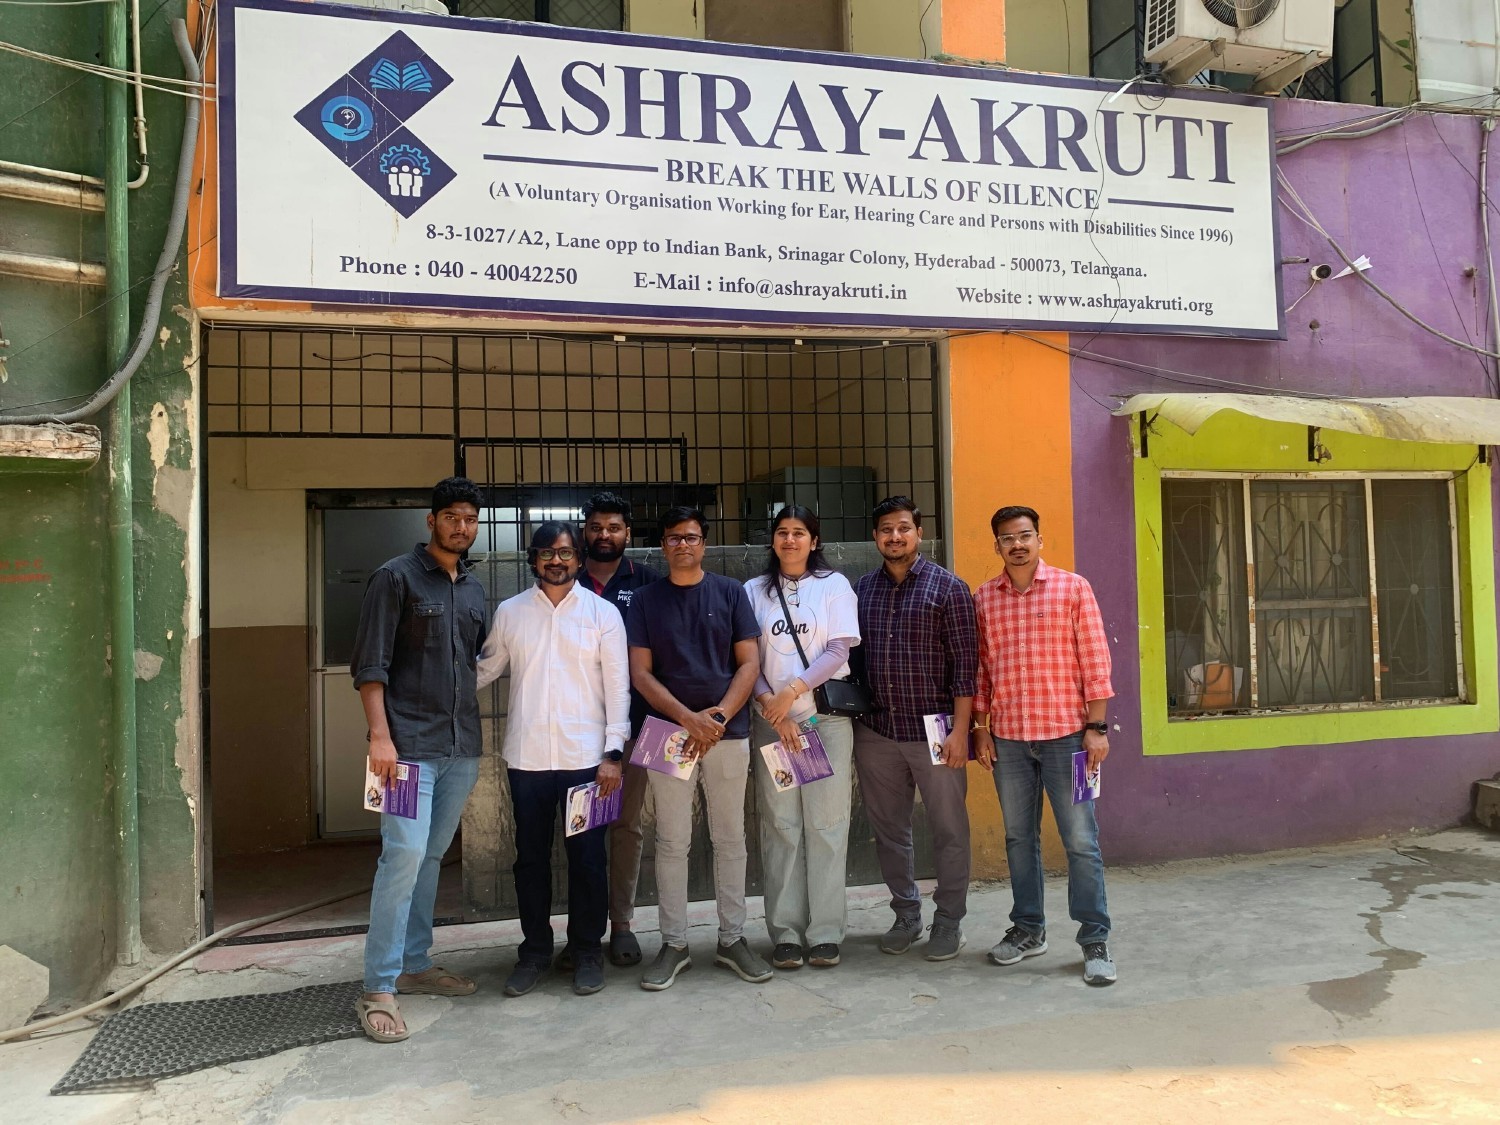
[969,504,1117,987]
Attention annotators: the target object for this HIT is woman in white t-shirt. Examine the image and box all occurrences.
[745,505,862,971]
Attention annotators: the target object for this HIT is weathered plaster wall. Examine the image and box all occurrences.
[1073,100,1500,862]
[0,4,199,1002]
[0,8,119,1006]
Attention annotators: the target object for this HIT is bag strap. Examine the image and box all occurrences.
[773,575,812,672]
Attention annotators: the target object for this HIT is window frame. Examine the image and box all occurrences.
[1161,469,1466,717]
[1132,414,1497,757]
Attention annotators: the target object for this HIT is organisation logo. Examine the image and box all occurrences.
[293,31,455,217]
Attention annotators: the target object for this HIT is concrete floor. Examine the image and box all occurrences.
[4,828,1498,1123]
[212,841,462,935]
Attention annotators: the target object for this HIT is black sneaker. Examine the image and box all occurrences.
[771,943,805,970]
[807,943,841,968]
[504,960,546,997]
[573,950,606,995]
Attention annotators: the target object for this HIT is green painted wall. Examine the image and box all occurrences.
[0,3,198,1005]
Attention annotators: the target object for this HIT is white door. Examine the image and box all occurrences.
[313,506,433,838]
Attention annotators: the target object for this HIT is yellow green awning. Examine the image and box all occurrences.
[1113,393,1500,445]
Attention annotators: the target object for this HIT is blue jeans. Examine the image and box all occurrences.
[992,733,1110,946]
[508,766,608,966]
[363,755,479,993]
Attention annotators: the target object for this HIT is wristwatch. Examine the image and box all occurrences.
[603,748,624,763]
[1085,722,1109,734]
[709,709,728,725]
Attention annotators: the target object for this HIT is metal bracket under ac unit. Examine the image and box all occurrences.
[1250,49,1326,94]
[1162,37,1228,84]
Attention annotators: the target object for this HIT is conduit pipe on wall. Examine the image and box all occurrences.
[104,0,141,970]
[0,21,200,427]
[127,0,149,189]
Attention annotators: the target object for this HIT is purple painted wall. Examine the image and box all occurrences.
[1071,100,1500,862]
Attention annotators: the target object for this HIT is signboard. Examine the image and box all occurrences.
[219,0,1283,337]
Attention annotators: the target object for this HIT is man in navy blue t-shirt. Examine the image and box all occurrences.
[626,506,772,991]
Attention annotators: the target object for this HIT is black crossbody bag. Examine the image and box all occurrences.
[774,576,872,718]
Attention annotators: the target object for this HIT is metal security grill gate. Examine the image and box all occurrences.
[204,326,943,922]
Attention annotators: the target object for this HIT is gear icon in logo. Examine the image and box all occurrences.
[378,143,433,199]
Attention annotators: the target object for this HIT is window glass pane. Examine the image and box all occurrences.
[1251,481,1374,706]
[456,0,623,27]
[1162,480,1250,713]
[551,0,623,30]
[1089,0,1138,79]
[458,0,533,18]
[1372,479,1459,699]
[707,0,843,51]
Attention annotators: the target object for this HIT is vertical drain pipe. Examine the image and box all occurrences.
[105,0,142,967]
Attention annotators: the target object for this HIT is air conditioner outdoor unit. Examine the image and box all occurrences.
[1143,0,1334,92]
[324,0,450,16]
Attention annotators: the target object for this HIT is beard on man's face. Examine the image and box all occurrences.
[587,538,624,562]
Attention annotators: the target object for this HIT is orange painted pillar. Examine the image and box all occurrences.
[940,0,1073,882]
[948,334,1074,879]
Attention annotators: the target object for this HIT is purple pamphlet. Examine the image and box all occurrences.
[363,761,420,819]
[923,713,954,765]
[565,781,622,836]
[923,713,977,765]
[1072,750,1101,804]
[630,715,698,780]
[758,727,834,792]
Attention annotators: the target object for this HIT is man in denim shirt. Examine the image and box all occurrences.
[350,477,489,1043]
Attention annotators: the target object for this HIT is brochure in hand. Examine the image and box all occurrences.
[922,713,977,765]
[1072,750,1102,804]
[758,727,834,792]
[923,713,953,765]
[363,760,420,819]
[565,780,623,836]
[630,715,698,780]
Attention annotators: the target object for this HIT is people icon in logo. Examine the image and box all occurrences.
[379,144,431,199]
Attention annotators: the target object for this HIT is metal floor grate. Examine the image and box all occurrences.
[52,981,365,1095]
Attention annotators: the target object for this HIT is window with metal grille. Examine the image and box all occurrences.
[454,0,622,31]
[1162,474,1462,716]
[203,328,942,553]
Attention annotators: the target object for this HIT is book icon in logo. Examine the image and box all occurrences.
[369,58,433,93]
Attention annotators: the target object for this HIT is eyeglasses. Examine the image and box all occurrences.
[535,548,577,562]
[997,531,1037,547]
[664,534,704,547]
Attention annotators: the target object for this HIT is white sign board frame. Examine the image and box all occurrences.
[219,0,1284,338]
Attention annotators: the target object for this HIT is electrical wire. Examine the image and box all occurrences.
[0,880,389,1044]
[0,38,213,99]
[1278,167,1500,362]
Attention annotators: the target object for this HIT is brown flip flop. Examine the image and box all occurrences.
[396,966,477,996]
[355,995,410,1043]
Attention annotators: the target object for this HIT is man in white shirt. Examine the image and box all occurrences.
[476,522,630,998]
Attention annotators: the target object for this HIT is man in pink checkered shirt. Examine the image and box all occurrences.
[969,504,1118,987]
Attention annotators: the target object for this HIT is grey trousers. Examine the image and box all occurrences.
[647,738,751,948]
[752,714,855,947]
[607,760,649,929]
[853,722,971,924]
